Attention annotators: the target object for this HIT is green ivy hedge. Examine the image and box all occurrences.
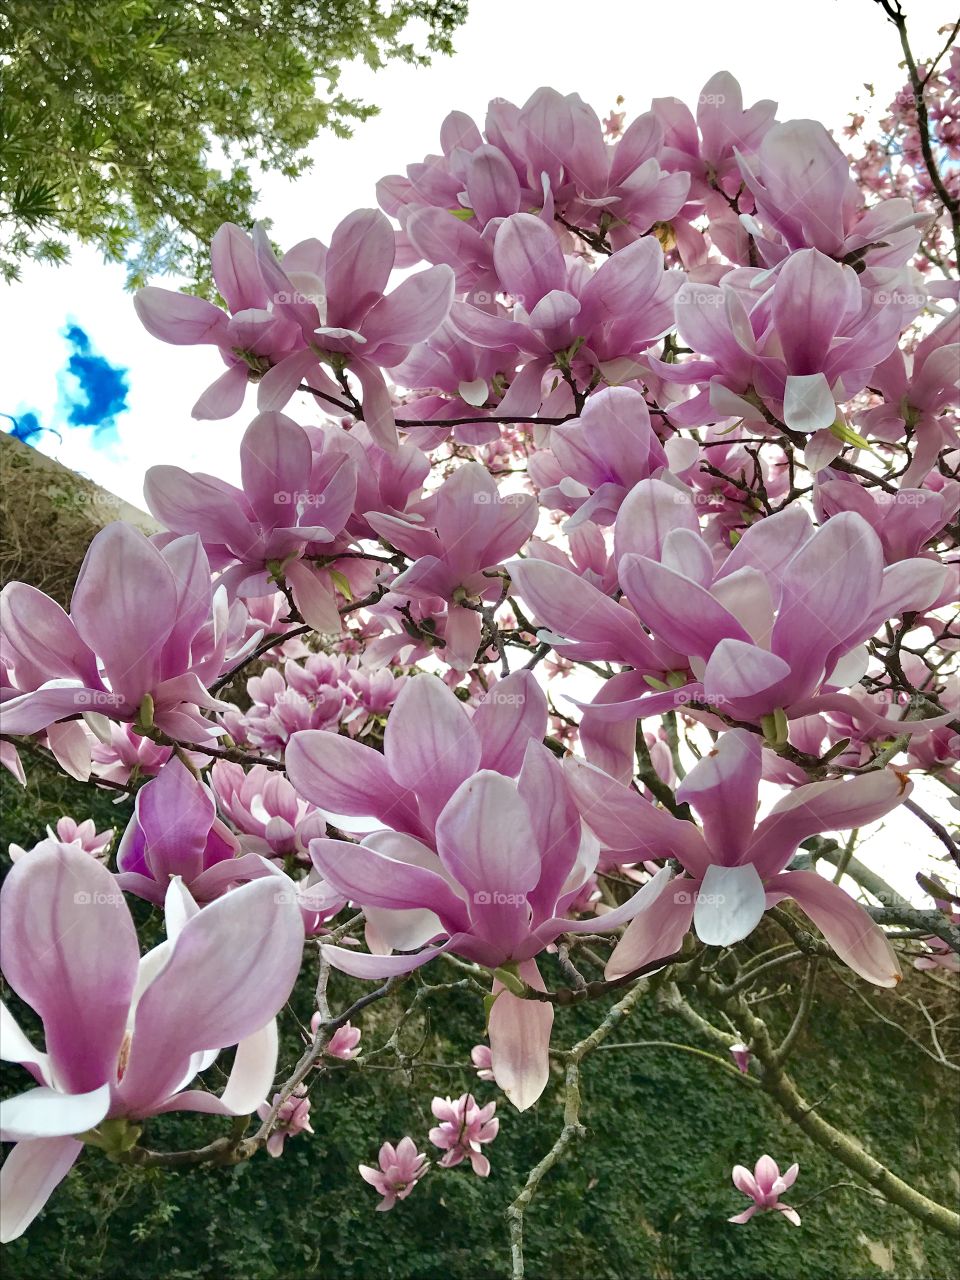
[2,765,958,1280]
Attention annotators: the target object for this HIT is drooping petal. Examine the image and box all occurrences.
[488,958,554,1111]
[285,561,342,634]
[747,770,910,879]
[350,358,399,452]
[771,872,901,987]
[0,1136,84,1243]
[319,940,452,978]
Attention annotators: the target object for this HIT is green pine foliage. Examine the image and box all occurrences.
[0,1,467,291]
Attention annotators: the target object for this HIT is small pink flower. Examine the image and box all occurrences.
[471,1044,494,1081]
[9,816,113,862]
[359,1137,429,1211]
[428,1093,499,1176]
[729,1042,752,1074]
[729,1155,801,1226]
[318,1016,362,1060]
[257,1084,314,1158]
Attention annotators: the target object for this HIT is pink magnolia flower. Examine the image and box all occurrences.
[814,475,960,565]
[549,479,949,740]
[652,71,777,208]
[0,523,232,745]
[327,422,430,543]
[429,1093,498,1176]
[359,1137,429,1211]
[312,1014,362,1060]
[914,936,960,973]
[855,310,960,485]
[0,845,304,1241]
[134,222,313,420]
[303,740,667,1111]
[529,386,669,528]
[556,107,691,245]
[9,817,113,863]
[451,213,682,417]
[226,657,354,752]
[210,760,315,858]
[286,669,547,845]
[88,722,177,786]
[249,213,454,450]
[729,1155,801,1226]
[471,1044,495,1081]
[567,729,908,986]
[136,215,454,447]
[341,666,408,736]
[729,1042,752,1074]
[257,1084,313,1157]
[660,249,912,436]
[384,87,687,265]
[365,462,538,670]
[736,118,927,271]
[145,412,358,633]
[391,320,508,443]
[115,758,282,905]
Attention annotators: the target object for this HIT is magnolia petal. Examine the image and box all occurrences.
[605,868,696,979]
[0,1083,111,1143]
[774,870,902,987]
[0,845,139,1095]
[154,1019,279,1116]
[488,959,553,1111]
[694,863,766,946]
[319,940,452,978]
[0,1136,84,1243]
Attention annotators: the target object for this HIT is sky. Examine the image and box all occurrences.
[2,0,957,504]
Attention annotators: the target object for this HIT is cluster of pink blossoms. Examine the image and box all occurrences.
[0,56,958,1246]
[359,1091,498,1211]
